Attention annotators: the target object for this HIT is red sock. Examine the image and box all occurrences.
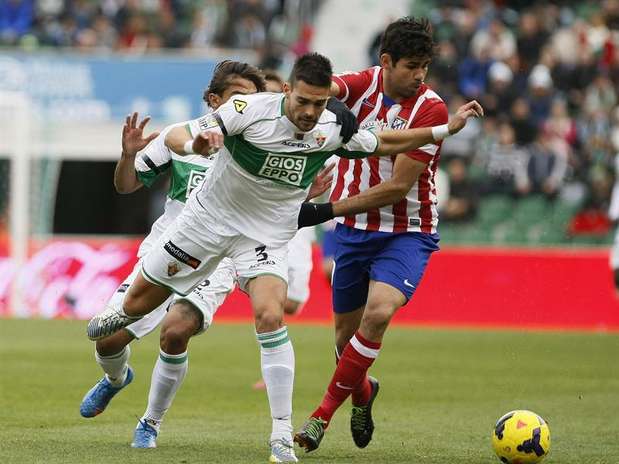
[335,344,372,406]
[311,331,381,424]
[351,376,372,406]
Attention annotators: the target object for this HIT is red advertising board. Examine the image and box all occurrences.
[1,237,617,331]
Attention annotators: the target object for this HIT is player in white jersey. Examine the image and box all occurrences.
[79,61,266,450]
[86,52,482,460]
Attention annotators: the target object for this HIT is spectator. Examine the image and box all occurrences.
[470,18,516,62]
[233,13,266,49]
[523,130,568,200]
[442,158,478,222]
[458,45,493,98]
[478,121,529,196]
[116,12,149,51]
[441,95,482,159]
[516,11,548,71]
[584,74,617,116]
[482,60,518,117]
[510,98,537,146]
[527,64,555,126]
[544,98,578,166]
[0,0,34,45]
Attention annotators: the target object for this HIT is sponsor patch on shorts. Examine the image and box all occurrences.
[163,241,201,269]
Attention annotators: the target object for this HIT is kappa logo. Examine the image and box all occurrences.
[233,99,247,114]
[258,153,307,186]
[167,261,180,277]
[391,116,408,130]
[186,169,207,198]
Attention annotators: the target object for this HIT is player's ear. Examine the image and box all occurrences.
[283,81,292,96]
[207,92,222,110]
[379,53,394,70]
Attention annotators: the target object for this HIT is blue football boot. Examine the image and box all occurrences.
[131,418,159,448]
[79,366,134,418]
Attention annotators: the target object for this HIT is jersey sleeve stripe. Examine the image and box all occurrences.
[213,113,228,136]
[332,75,350,102]
[141,155,171,175]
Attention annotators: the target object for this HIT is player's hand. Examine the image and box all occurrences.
[327,97,359,143]
[193,130,223,156]
[307,163,335,200]
[121,112,159,157]
[447,100,484,135]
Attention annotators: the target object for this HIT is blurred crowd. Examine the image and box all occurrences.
[2,0,618,239]
[0,0,319,68]
[404,0,619,238]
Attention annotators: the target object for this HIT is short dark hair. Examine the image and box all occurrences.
[289,53,333,88]
[204,60,266,102]
[379,16,435,64]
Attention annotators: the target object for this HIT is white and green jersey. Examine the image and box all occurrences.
[187,92,379,247]
[134,120,215,258]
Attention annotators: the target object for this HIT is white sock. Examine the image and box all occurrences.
[96,346,130,387]
[256,326,295,443]
[141,349,188,428]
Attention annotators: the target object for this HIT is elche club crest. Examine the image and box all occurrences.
[167,261,180,276]
[314,131,326,148]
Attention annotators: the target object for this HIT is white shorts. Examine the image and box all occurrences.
[611,228,619,269]
[115,260,235,339]
[286,228,315,304]
[141,211,288,296]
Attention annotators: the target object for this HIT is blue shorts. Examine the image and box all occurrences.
[321,229,338,259]
[332,223,439,313]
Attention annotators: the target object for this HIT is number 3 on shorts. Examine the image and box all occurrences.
[255,245,268,263]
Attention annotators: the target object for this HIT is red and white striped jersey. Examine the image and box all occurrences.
[330,66,448,234]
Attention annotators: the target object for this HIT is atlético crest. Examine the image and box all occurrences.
[167,262,180,277]
[391,116,408,130]
[315,132,326,147]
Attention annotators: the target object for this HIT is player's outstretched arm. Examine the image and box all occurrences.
[115,112,158,194]
[165,125,193,154]
[373,100,483,157]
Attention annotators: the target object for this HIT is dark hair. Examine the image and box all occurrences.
[263,69,284,86]
[289,53,333,88]
[379,17,435,64]
[204,60,266,102]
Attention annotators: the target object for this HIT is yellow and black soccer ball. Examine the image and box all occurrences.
[492,410,550,464]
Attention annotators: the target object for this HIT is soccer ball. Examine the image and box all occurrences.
[491,410,551,464]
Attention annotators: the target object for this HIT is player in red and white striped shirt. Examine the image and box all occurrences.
[295,17,463,453]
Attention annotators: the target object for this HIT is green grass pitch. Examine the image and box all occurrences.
[1,319,618,463]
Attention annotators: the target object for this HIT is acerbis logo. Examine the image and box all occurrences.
[258,153,306,186]
[282,140,311,149]
[186,169,207,198]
